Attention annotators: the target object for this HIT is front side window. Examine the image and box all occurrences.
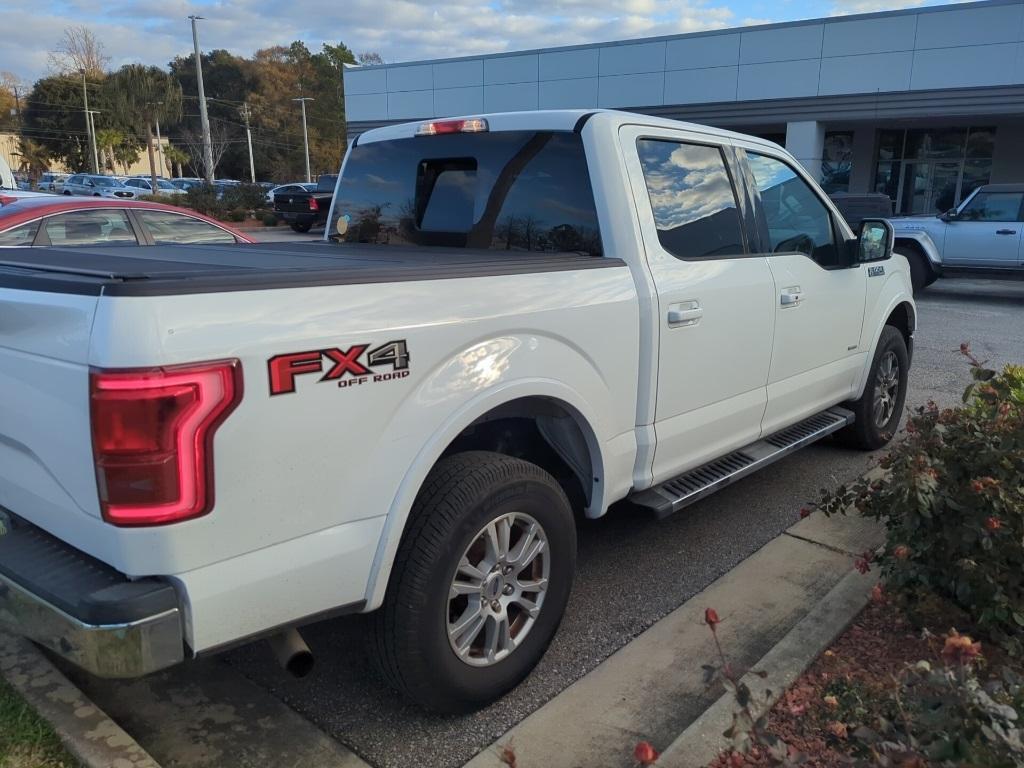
[136,210,236,244]
[748,152,839,267]
[0,220,40,246]
[636,139,744,259]
[331,131,602,256]
[44,210,137,246]
[958,191,1024,222]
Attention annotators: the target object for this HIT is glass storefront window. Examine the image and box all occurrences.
[821,132,853,194]
[873,127,996,214]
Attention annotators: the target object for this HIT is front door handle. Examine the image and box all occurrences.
[996,229,1017,235]
[667,301,702,327]
[780,287,803,307]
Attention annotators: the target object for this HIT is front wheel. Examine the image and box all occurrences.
[290,222,312,233]
[839,326,909,450]
[369,451,576,713]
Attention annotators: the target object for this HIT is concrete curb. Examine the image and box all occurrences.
[655,565,880,768]
[0,631,161,768]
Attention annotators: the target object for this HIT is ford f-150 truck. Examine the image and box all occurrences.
[0,110,915,713]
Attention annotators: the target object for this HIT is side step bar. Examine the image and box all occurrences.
[630,407,854,519]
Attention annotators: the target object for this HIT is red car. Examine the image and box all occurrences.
[0,196,255,248]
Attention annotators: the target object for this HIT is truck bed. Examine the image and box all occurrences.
[0,243,621,296]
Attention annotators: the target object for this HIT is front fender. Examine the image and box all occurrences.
[361,332,636,612]
[893,229,942,268]
[854,260,916,399]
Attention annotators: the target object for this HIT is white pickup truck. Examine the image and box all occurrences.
[0,110,914,713]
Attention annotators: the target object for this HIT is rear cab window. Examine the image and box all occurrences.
[330,131,603,256]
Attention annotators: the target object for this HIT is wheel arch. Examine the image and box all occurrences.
[854,298,916,399]
[362,385,608,612]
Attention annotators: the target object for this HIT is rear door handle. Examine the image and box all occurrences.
[667,301,702,327]
[780,287,802,307]
[996,229,1017,235]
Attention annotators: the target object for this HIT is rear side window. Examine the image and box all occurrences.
[636,139,745,259]
[43,210,137,246]
[136,210,236,244]
[331,131,602,256]
[0,220,39,246]
[958,191,1024,222]
[747,153,840,267]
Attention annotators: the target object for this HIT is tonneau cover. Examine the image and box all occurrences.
[0,242,622,296]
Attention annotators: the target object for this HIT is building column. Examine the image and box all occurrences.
[785,121,825,182]
[848,127,876,195]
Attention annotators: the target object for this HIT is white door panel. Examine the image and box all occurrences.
[619,125,774,482]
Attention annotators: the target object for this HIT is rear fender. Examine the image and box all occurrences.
[361,334,622,613]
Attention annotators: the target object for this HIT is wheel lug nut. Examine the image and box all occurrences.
[503,585,514,595]
[491,600,501,611]
[503,566,512,575]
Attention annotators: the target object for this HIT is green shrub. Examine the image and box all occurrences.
[183,183,223,217]
[221,183,268,211]
[260,211,279,226]
[821,347,1024,644]
[224,208,247,222]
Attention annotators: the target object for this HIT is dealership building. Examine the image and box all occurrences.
[343,0,1024,215]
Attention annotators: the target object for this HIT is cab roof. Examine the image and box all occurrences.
[356,109,782,152]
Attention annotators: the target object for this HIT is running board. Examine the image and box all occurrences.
[630,407,854,519]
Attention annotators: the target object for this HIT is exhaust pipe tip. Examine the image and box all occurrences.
[267,629,315,678]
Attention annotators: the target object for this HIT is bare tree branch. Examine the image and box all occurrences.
[48,26,109,78]
[356,51,385,65]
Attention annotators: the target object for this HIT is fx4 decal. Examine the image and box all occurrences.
[868,265,885,277]
[268,340,410,396]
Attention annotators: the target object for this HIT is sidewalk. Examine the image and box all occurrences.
[464,511,882,768]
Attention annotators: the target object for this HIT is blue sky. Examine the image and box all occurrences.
[5,0,953,84]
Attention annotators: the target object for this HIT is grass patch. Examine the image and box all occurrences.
[0,677,77,768]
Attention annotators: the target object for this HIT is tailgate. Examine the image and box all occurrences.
[273,192,313,212]
[0,287,102,528]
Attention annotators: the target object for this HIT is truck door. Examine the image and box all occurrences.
[620,126,775,485]
[737,148,867,435]
[942,188,1024,268]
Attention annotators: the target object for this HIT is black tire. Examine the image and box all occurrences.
[899,248,933,294]
[839,326,909,450]
[63,190,71,195]
[369,451,576,713]
[290,222,312,233]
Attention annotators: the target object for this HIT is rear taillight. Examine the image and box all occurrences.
[309,197,319,212]
[90,360,243,526]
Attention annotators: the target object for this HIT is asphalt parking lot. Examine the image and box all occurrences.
[210,272,1024,768]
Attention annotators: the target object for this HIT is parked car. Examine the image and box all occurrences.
[122,177,187,197]
[273,174,337,232]
[0,196,254,247]
[0,110,914,714]
[39,173,69,193]
[267,182,316,204]
[63,174,139,199]
[889,183,1024,290]
[170,177,204,191]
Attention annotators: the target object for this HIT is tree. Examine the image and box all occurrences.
[48,26,109,78]
[13,138,49,188]
[0,72,21,132]
[109,65,182,189]
[94,128,140,174]
[164,145,190,177]
[356,52,385,65]
[23,75,91,171]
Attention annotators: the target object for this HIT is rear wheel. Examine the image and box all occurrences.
[898,247,934,294]
[839,326,909,450]
[290,222,312,233]
[369,451,576,713]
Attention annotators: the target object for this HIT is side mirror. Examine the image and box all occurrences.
[857,218,894,263]
[939,210,956,222]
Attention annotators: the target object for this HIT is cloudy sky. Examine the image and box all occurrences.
[5,0,948,84]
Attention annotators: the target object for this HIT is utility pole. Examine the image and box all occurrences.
[87,110,101,173]
[292,96,314,183]
[241,103,256,183]
[80,69,97,174]
[189,15,215,183]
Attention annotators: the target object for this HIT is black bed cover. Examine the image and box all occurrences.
[0,242,623,296]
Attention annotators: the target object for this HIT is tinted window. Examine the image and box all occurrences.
[636,139,744,259]
[44,210,137,246]
[748,153,838,266]
[136,210,236,244]
[331,131,602,256]
[0,220,40,246]
[959,191,1024,222]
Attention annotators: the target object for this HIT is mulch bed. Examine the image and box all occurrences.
[708,593,988,767]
